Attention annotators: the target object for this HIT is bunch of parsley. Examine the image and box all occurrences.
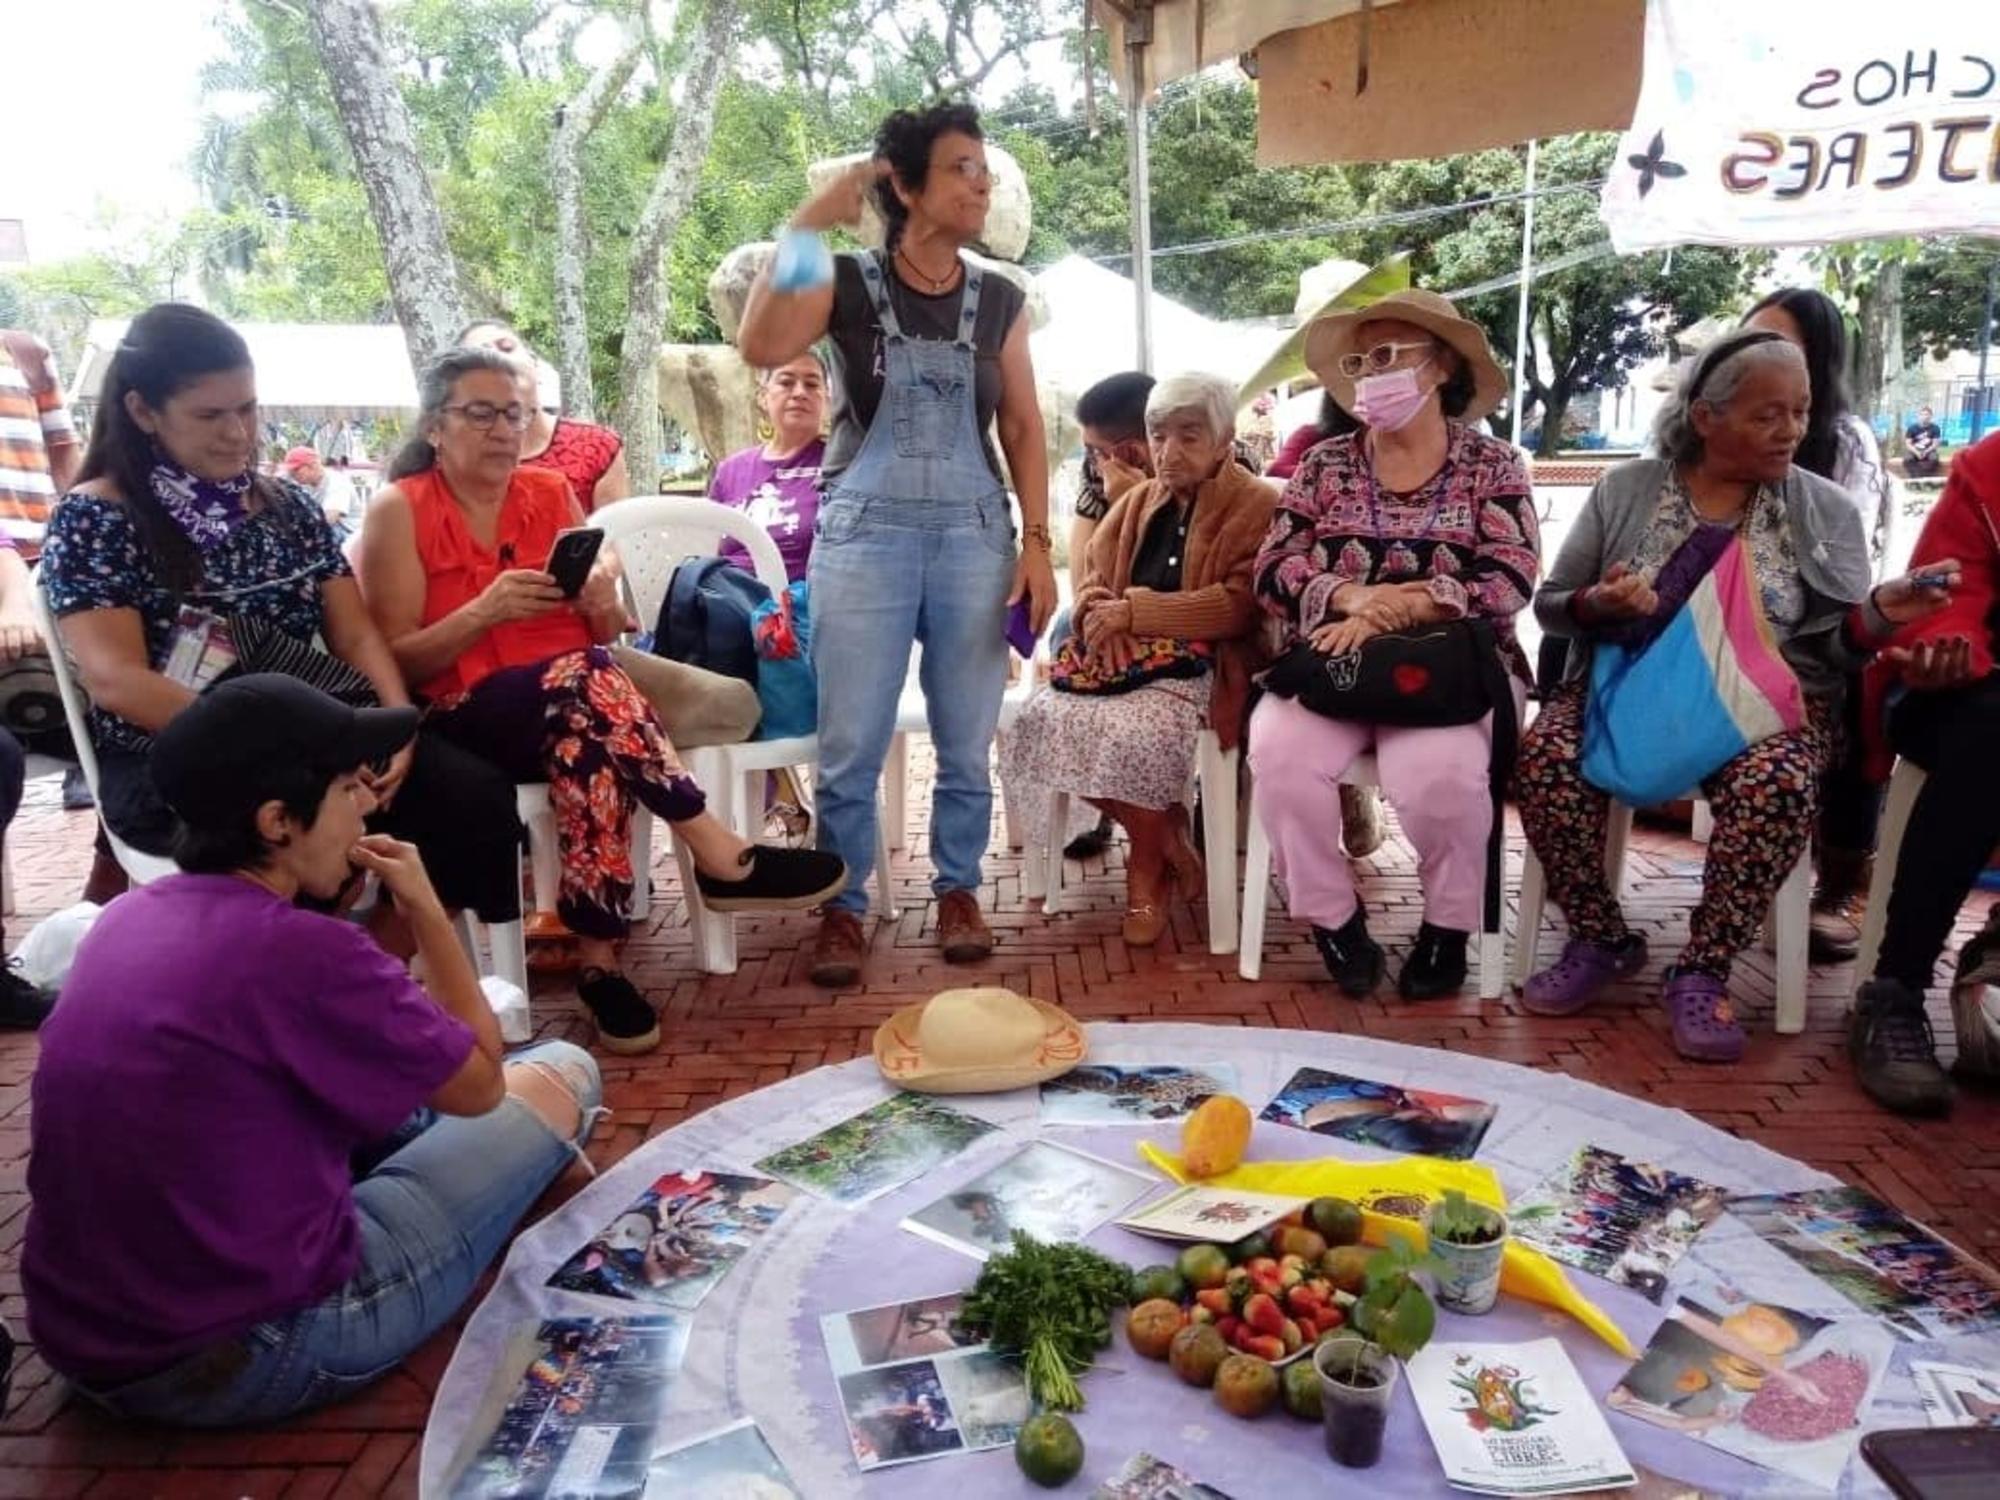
[953,1232,1134,1411]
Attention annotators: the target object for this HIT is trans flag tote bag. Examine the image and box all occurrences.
[1579,529,1805,807]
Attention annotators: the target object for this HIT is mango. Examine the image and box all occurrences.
[1181,1093,1254,1179]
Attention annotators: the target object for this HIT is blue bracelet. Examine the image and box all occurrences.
[772,227,834,293]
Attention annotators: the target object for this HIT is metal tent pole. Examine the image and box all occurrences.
[1976,258,1997,442]
[1125,3,1156,373]
[1510,138,1539,448]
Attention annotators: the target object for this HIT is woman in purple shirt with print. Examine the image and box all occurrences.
[708,351,829,582]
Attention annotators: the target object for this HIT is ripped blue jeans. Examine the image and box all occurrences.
[81,1042,603,1427]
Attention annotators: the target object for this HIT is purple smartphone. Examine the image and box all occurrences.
[1006,597,1040,658]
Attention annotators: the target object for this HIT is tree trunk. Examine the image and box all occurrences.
[305,0,467,374]
[551,28,646,423]
[1853,258,1906,425]
[616,0,742,491]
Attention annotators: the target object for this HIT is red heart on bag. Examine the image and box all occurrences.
[1392,663,1431,695]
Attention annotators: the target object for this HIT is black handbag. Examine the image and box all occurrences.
[217,616,380,708]
[1259,618,1519,938]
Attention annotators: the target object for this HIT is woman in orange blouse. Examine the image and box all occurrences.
[360,349,841,1054]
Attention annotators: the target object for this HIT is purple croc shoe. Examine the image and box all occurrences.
[1663,969,1746,1063]
[1522,934,1647,1017]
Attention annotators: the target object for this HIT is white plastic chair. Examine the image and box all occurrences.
[1854,758,1928,984]
[33,584,177,885]
[1238,754,1506,996]
[885,644,1038,858]
[1038,728,1241,955]
[1509,794,1814,1033]
[591,496,892,973]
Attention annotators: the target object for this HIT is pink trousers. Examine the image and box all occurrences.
[1247,692,1496,933]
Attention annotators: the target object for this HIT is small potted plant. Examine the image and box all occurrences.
[1315,1239,1437,1468]
[1423,1188,1508,1315]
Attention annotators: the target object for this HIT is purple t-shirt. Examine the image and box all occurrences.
[24,874,475,1384]
[708,438,824,583]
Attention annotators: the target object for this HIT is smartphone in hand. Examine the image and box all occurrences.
[546,527,606,598]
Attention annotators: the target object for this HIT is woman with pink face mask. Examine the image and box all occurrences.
[1247,289,1539,1002]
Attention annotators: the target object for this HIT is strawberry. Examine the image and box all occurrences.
[1286,1285,1322,1319]
[1240,1333,1286,1361]
[1242,1292,1286,1338]
[1281,1319,1304,1354]
[1217,1315,1242,1343]
[1246,1257,1280,1280]
[1195,1288,1232,1315]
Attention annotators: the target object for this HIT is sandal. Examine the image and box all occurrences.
[1122,901,1168,947]
[1662,968,1746,1063]
[1522,934,1647,1016]
[1165,833,1206,903]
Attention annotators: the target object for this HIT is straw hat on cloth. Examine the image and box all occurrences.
[873,987,1088,1095]
[1304,287,1509,423]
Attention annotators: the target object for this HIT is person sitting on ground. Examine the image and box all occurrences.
[1517,329,1951,1062]
[459,320,631,511]
[281,445,361,535]
[0,536,48,1028]
[1905,404,1942,478]
[1848,430,1993,1116]
[710,351,828,584]
[358,348,843,1053]
[40,303,524,937]
[1250,289,1538,1001]
[1000,372,1276,945]
[1743,288,1897,963]
[22,675,605,1427]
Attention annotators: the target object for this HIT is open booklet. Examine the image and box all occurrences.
[1407,1339,1636,1496]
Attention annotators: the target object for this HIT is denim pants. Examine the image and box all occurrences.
[809,493,1015,912]
[83,1041,602,1427]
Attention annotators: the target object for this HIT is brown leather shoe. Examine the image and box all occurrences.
[809,909,867,988]
[936,889,994,963]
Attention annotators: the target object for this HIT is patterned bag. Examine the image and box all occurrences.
[1580,532,1805,807]
[1048,634,1211,695]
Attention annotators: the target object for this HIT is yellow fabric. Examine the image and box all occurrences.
[1137,1142,1638,1358]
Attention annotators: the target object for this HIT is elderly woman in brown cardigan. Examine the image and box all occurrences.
[1001,373,1277,944]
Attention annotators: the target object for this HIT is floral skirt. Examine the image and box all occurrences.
[998,675,1213,851]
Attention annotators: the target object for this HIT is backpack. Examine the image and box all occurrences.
[653,557,769,685]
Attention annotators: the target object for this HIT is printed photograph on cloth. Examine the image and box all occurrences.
[446,1316,689,1499]
[647,1418,803,1497]
[1608,1283,1893,1492]
[900,1141,1156,1261]
[1039,1064,1241,1125]
[836,1357,983,1471]
[545,1170,794,1310]
[1259,1066,1496,1161]
[821,1293,978,1373]
[1509,1145,1728,1303]
[1728,1187,2000,1341]
[752,1092,998,1206]
[1912,1361,2000,1428]
[1091,1450,1237,1498]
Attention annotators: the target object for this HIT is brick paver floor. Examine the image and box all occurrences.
[1,759,1994,1495]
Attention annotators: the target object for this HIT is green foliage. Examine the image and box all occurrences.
[1351,1236,1438,1360]
[1428,1188,1502,1246]
[1902,238,2000,361]
[954,1232,1134,1412]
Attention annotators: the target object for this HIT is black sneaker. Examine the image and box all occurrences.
[577,968,661,1056]
[1312,911,1385,998]
[0,964,52,1030]
[1398,922,1471,1000]
[694,846,846,913]
[1848,978,1953,1117]
[1064,815,1115,861]
[61,766,95,811]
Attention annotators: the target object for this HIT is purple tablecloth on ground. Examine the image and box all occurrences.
[420,1023,1978,1497]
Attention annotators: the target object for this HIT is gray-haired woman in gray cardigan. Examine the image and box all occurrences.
[1514,329,1953,1063]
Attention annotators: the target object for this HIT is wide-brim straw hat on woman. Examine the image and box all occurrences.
[873,987,1088,1095]
[1304,287,1509,423]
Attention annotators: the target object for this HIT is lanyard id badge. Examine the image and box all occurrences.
[163,607,239,691]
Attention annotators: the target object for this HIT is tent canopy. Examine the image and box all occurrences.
[1092,0,1642,165]
[1030,255,1270,397]
[71,319,420,420]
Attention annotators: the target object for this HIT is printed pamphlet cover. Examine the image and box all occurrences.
[900,1140,1157,1261]
[751,1092,998,1206]
[446,1316,690,1499]
[1911,1360,2000,1428]
[1259,1066,1496,1160]
[1091,1450,1237,1498]
[1727,1186,2000,1341]
[646,1418,804,1496]
[1608,1282,1893,1491]
[820,1292,1030,1471]
[1407,1339,1637,1496]
[545,1170,794,1310]
[1509,1145,1728,1303]
[1113,1183,1308,1243]
[1039,1063,1241,1125]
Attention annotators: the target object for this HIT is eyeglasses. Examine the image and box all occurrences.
[1337,340,1436,379]
[942,157,992,184]
[445,401,531,430]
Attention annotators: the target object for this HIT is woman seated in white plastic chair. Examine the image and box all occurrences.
[1000,373,1275,946]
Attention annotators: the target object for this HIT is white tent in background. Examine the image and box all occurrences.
[70,320,420,423]
[1030,254,1268,402]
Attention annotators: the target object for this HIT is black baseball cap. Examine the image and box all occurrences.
[151,674,420,827]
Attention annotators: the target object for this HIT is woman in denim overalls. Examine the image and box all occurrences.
[739,103,1057,985]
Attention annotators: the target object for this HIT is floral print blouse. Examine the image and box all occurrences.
[1623,469,1806,634]
[40,480,349,752]
[1253,423,1542,678]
